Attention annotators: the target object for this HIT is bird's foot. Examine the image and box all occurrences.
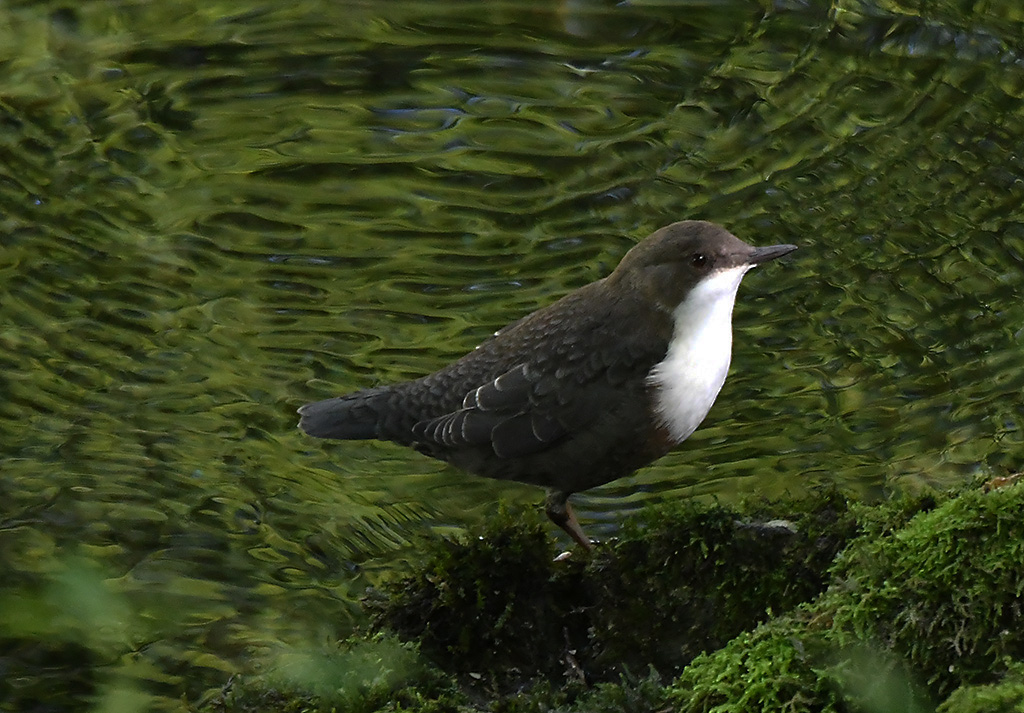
[544,490,594,552]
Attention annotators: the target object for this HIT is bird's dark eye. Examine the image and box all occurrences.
[690,253,707,268]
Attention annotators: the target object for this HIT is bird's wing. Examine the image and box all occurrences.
[410,285,668,461]
[412,362,601,459]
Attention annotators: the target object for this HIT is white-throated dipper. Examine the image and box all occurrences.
[298,221,796,549]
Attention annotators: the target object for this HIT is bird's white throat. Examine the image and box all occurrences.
[647,264,752,443]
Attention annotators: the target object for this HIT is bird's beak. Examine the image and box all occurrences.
[748,243,798,266]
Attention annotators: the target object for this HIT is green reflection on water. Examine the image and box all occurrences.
[2,0,1024,708]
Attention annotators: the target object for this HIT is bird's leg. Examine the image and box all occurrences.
[545,489,593,551]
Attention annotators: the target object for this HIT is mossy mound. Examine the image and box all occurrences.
[666,480,1024,712]
[667,616,845,712]
[366,507,587,686]
[584,488,856,675]
[831,484,1024,696]
[370,489,856,687]
[201,480,1024,713]
[937,662,1024,713]
[667,609,936,712]
[203,635,467,713]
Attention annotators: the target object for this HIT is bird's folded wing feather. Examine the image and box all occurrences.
[413,362,604,458]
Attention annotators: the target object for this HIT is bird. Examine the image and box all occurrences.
[298,221,796,550]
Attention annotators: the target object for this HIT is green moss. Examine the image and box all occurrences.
[666,616,843,713]
[668,619,939,712]
[665,603,943,713]
[665,481,1024,712]
[206,635,467,713]
[199,482,1024,713]
[366,506,588,685]
[830,483,1024,696]
[371,489,857,688]
[847,489,944,540]
[587,488,857,674]
[937,661,1024,713]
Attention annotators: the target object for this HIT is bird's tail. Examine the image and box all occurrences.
[297,389,387,441]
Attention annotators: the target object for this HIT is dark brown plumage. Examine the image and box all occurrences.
[299,221,796,548]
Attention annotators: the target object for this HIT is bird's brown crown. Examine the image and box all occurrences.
[609,221,758,314]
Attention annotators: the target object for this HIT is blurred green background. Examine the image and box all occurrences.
[2,0,1024,709]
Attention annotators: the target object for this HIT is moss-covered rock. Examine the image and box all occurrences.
[198,480,1024,713]
[365,507,590,686]
[205,635,467,713]
[586,488,856,674]
[666,615,844,713]
[830,483,1024,696]
[937,661,1024,713]
[664,480,1024,712]
[369,489,857,688]
[665,608,936,713]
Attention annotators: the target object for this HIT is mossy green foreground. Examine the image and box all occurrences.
[208,480,1024,713]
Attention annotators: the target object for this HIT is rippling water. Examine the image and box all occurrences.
[3,0,1024,708]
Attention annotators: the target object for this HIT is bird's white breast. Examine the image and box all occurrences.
[647,265,751,444]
